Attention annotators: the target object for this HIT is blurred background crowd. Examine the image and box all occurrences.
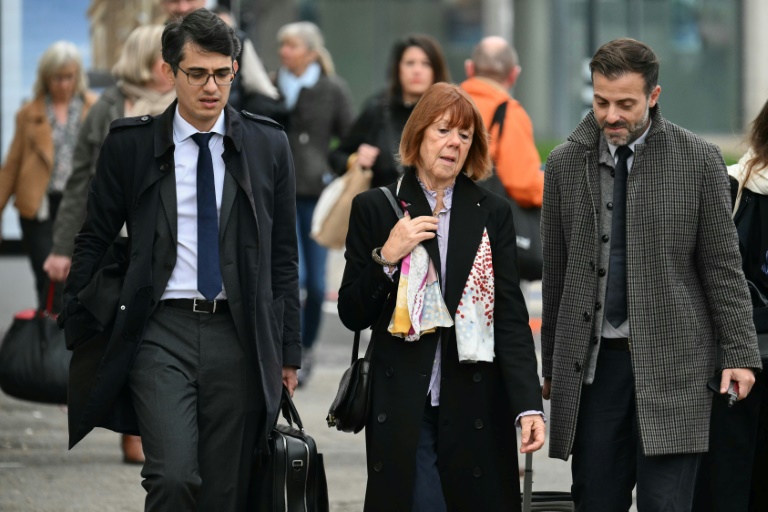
[2,0,768,246]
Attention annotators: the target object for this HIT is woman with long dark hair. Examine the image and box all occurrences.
[330,34,449,189]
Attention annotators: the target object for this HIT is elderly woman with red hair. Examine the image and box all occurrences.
[338,82,545,511]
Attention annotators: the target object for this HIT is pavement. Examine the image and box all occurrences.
[0,252,583,511]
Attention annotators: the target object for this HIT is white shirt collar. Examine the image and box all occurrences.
[172,105,227,143]
[607,120,652,158]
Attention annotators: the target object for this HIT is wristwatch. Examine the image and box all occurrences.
[372,247,399,267]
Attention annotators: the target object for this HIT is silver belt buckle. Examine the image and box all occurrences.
[192,298,215,314]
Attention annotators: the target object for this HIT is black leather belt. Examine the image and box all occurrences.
[162,298,229,314]
[601,337,630,351]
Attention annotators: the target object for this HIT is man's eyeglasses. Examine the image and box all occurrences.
[177,66,235,86]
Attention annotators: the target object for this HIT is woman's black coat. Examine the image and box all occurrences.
[337,169,543,511]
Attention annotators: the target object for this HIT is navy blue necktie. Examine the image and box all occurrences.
[191,132,222,301]
[605,145,633,328]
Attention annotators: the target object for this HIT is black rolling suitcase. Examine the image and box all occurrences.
[522,453,574,512]
[254,387,329,511]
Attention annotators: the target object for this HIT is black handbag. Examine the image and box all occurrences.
[477,100,543,281]
[0,284,71,404]
[255,387,329,512]
[326,330,372,434]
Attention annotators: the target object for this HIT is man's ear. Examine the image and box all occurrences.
[233,60,239,74]
[162,62,175,85]
[649,84,661,108]
[508,65,522,88]
[464,59,475,79]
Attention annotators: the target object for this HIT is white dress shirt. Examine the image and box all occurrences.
[160,107,228,300]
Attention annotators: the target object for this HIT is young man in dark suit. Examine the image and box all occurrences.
[62,9,300,510]
[541,38,762,511]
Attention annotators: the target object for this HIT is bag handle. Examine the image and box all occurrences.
[37,279,56,316]
[278,385,305,431]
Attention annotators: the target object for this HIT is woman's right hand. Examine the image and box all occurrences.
[355,143,380,169]
[380,212,438,263]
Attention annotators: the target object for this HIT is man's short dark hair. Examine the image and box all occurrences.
[162,8,242,72]
[590,38,659,96]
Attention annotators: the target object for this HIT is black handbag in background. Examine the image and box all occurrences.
[255,386,329,512]
[326,330,371,434]
[480,171,543,281]
[0,284,70,404]
[478,100,544,281]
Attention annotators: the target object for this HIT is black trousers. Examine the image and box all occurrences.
[19,193,62,312]
[128,304,263,512]
[571,347,701,512]
[694,370,767,512]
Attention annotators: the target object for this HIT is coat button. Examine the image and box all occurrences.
[140,115,149,122]
[474,419,484,429]
[602,235,610,243]
[598,268,606,277]
[594,302,602,311]
[159,163,168,171]
[473,467,482,478]
[374,462,383,472]
[574,362,582,372]
[592,336,599,345]
[472,372,482,383]
[606,202,613,210]
[582,312,591,322]
[611,170,615,178]
[377,413,387,423]
[385,367,394,377]
[120,305,126,311]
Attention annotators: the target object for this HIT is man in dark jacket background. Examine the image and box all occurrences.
[62,9,300,510]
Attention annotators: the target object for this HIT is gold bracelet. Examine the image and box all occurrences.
[372,247,398,267]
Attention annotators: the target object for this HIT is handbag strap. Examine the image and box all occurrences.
[44,281,56,314]
[378,186,404,220]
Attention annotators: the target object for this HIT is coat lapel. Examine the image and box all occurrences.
[221,106,257,229]
[219,171,237,238]
[158,171,177,245]
[444,174,487,316]
[396,169,442,280]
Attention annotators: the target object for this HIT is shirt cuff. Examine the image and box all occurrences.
[515,410,546,427]
[383,265,397,281]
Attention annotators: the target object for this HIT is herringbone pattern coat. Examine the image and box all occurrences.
[541,106,762,460]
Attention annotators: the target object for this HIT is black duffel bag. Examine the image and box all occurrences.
[0,284,70,404]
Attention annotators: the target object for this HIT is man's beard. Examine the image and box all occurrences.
[601,106,650,146]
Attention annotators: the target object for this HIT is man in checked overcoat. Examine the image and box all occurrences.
[541,38,762,511]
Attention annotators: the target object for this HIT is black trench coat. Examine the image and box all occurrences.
[338,169,543,511]
[62,102,301,453]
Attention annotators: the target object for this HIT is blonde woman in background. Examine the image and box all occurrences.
[43,25,174,465]
[0,41,96,313]
[275,21,355,385]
